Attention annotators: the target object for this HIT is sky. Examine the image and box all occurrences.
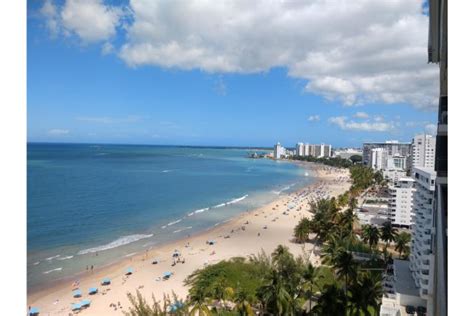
[27,0,438,148]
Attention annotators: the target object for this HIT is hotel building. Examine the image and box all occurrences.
[389,177,415,228]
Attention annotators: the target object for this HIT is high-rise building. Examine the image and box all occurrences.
[363,141,411,167]
[428,1,447,315]
[411,134,436,171]
[296,142,304,156]
[410,167,437,315]
[389,177,415,228]
[304,143,310,156]
[273,142,286,159]
[369,148,387,170]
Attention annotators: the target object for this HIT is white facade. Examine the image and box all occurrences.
[383,169,407,184]
[409,167,436,313]
[273,142,286,159]
[389,177,415,228]
[411,134,436,171]
[295,142,332,158]
[296,142,304,156]
[370,148,387,170]
[334,148,363,160]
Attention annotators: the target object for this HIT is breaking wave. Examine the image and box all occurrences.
[77,234,153,255]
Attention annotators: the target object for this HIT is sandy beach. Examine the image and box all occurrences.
[27,163,351,315]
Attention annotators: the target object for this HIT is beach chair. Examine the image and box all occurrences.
[88,287,98,295]
[28,307,39,316]
[72,289,82,298]
[101,277,111,285]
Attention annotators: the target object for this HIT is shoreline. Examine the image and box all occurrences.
[27,162,351,315]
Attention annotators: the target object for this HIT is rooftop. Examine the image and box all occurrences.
[393,259,419,297]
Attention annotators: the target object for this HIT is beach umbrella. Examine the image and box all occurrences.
[71,303,82,311]
[125,267,134,275]
[163,271,172,278]
[88,287,98,295]
[207,240,216,245]
[72,289,82,298]
[101,277,111,285]
[172,251,180,257]
[28,307,39,316]
[80,299,91,307]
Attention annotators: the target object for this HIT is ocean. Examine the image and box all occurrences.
[27,143,312,290]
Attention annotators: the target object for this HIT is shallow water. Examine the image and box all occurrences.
[27,143,312,288]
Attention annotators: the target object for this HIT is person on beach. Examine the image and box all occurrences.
[91,265,94,272]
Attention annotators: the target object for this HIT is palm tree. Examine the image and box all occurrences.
[349,197,358,211]
[395,231,411,258]
[348,272,383,315]
[294,218,311,243]
[233,288,255,316]
[257,269,294,316]
[361,224,380,251]
[313,284,346,315]
[320,235,343,266]
[189,289,212,316]
[380,221,398,245]
[300,263,323,312]
[333,250,358,296]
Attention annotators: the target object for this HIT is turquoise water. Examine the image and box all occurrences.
[27,143,312,289]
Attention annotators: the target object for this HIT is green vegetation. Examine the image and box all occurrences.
[125,164,411,315]
[349,155,363,164]
[292,156,353,168]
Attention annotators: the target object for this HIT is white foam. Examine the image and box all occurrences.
[194,207,209,214]
[45,255,60,261]
[162,169,172,173]
[173,226,193,234]
[57,255,74,261]
[77,234,153,255]
[43,267,63,274]
[167,219,182,226]
[125,252,137,257]
[33,261,40,265]
[226,194,248,205]
[213,203,226,208]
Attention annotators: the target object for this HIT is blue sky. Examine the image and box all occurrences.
[27,0,437,148]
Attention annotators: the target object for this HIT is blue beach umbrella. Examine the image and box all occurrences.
[71,303,82,311]
[72,289,82,298]
[125,267,133,275]
[28,307,39,316]
[163,271,172,278]
[88,287,98,295]
[101,277,111,285]
[80,299,91,307]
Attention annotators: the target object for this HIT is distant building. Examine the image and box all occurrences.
[389,177,415,228]
[363,141,411,167]
[410,134,436,172]
[273,142,286,159]
[369,148,387,170]
[410,167,437,314]
[296,142,304,156]
[295,142,332,158]
[334,148,363,160]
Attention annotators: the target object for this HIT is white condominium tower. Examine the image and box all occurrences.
[411,134,436,171]
[273,142,286,159]
[369,148,387,170]
[295,143,331,158]
[389,177,415,228]
[410,167,437,315]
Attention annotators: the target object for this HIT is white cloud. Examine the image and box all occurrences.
[76,115,142,124]
[328,116,394,132]
[40,0,438,110]
[101,42,115,55]
[41,0,124,43]
[353,112,369,119]
[308,115,320,122]
[48,129,70,135]
[117,0,438,110]
[425,123,437,135]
